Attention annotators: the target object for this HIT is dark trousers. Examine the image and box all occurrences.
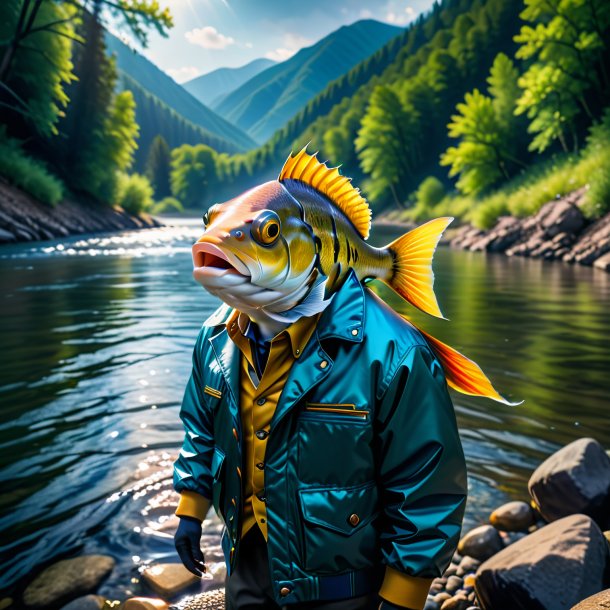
[225,525,380,610]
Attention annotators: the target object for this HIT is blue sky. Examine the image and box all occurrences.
[117,0,434,83]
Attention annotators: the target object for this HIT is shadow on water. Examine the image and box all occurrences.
[0,219,608,600]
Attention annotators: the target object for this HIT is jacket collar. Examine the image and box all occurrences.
[315,268,365,344]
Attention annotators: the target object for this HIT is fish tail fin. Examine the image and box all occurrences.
[384,217,453,319]
[416,325,523,406]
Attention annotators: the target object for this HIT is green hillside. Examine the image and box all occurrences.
[184,58,275,108]
[117,73,243,171]
[105,33,257,152]
[214,20,402,144]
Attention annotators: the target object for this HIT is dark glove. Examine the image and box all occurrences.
[378,599,418,610]
[174,515,206,577]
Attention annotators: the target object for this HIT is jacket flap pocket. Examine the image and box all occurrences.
[298,482,378,536]
[211,446,225,480]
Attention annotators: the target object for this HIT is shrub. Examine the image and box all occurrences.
[470,193,510,229]
[415,176,446,208]
[150,196,184,215]
[116,172,154,215]
[0,134,64,205]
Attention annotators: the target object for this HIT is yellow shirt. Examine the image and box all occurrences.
[175,309,434,609]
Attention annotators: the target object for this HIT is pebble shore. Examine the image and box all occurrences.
[3,439,609,610]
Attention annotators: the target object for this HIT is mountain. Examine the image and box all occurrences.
[184,58,276,108]
[213,20,403,144]
[104,33,257,152]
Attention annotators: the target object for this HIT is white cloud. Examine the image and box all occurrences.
[185,26,235,50]
[245,42,253,48]
[264,32,313,63]
[166,66,202,83]
[360,9,373,18]
[385,4,418,25]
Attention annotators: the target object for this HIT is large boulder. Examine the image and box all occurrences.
[475,514,609,610]
[571,589,610,609]
[22,555,115,609]
[528,437,610,529]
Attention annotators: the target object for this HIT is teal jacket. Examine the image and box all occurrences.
[173,268,468,605]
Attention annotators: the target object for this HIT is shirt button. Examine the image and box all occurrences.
[255,429,268,440]
[256,462,265,470]
[348,513,360,526]
[320,360,328,369]
[351,328,359,336]
[280,587,291,597]
[256,397,267,406]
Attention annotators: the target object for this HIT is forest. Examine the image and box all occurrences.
[0,0,609,229]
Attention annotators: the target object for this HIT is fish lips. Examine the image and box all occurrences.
[192,242,251,285]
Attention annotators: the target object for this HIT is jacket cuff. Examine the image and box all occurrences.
[378,566,433,609]
[175,490,211,522]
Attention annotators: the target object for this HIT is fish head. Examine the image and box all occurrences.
[192,181,318,312]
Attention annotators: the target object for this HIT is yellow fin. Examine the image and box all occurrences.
[417,326,523,406]
[279,146,372,240]
[384,217,453,319]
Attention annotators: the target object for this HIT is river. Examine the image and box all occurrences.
[0,218,608,601]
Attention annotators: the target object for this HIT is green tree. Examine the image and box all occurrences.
[145,134,171,199]
[514,0,610,152]
[356,85,420,206]
[0,0,76,137]
[170,144,219,209]
[441,53,526,195]
[0,0,172,85]
[415,176,446,208]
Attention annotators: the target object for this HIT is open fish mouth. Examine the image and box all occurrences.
[192,242,251,277]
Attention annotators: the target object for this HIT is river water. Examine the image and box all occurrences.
[0,218,608,601]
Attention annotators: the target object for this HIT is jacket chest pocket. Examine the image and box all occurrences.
[297,481,380,574]
[296,401,373,486]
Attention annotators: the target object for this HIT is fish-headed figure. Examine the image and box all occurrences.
[192,180,329,331]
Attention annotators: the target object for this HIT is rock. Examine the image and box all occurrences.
[424,601,441,610]
[445,575,464,593]
[142,563,200,598]
[475,514,609,610]
[122,598,169,610]
[490,501,535,532]
[444,565,458,576]
[181,589,226,610]
[539,200,585,237]
[22,555,115,609]
[0,600,13,610]
[571,588,610,609]
[459,556,481,573]
[564,212,610,265]
[593,251,610,270]
[441,595,471,610]
[60,596,105,610]
[528,437,610,529]
[458,526,504,561]
[463,574,477,588]
[434,592,453,604]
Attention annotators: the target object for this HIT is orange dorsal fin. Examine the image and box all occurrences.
[279,146,372,240]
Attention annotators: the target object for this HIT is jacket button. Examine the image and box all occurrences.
[348,513,360,526]
[256,462,264,470]
[280,587,291,597]
[255,429,268,440]
[320,360,328,369]
[256,397,267,405]
[351,328,359,336]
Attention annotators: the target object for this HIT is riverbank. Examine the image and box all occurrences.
[4,436,608,610]
[0,180,163,244]
[449,188,610,271]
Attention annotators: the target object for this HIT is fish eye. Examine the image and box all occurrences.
[251,210,281,246]
[202,211,210,227]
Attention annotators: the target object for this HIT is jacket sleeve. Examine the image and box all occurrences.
[173,326,215,521]
[375,343,468,609]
